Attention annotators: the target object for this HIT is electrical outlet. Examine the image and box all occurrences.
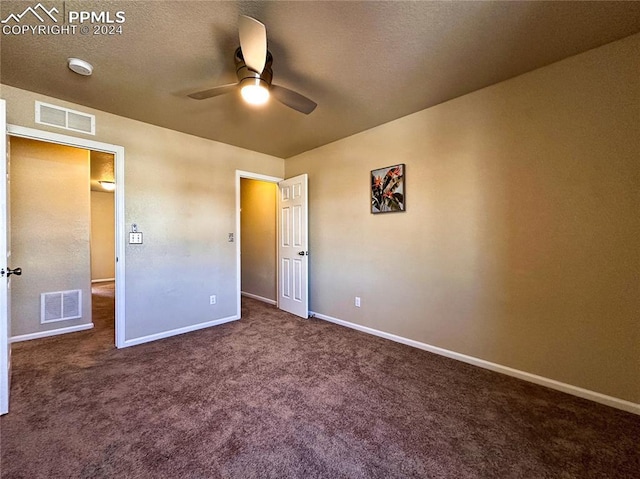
[355,296,361,308]
[209,295,216,305]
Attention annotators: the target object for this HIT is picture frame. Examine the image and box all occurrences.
[371,164,405,214]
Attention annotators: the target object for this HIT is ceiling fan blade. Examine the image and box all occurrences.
[271,85,317,114]
[239,15,267,73]
[188,83,238,100]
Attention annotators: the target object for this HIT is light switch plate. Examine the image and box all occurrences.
[129,232,143,244]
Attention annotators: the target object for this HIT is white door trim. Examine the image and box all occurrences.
[1,99,9,414]
[235,170,283,317]
[6,124,126,348]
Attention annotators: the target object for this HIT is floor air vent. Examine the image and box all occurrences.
[41,290,82,323]
[35,101,95,135]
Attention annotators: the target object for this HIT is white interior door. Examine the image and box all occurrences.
[278,174,309,318]
[1,99,10,415]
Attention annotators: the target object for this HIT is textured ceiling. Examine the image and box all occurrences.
[2,1,640,158]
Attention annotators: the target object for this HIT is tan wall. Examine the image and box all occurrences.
[91,191,115,281]
[285,34,640,403]
[240,178,277,302]
[10,137,92,336]
[2,84,284,341]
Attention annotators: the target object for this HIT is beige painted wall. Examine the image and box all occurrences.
[286,34,640,403]
[10,137,92,336]
[240,178,277,302]
[91,191,115,281]
[1,84,284,341]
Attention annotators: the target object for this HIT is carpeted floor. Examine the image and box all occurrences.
[1,282,638,478]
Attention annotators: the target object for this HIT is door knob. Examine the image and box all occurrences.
[297,251,308,256]
[7,267,22,277]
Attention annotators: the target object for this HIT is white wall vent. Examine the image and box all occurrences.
[35,101,95,135]
[41,290,82,323]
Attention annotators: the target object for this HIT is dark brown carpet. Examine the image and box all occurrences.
[1,282,638,478]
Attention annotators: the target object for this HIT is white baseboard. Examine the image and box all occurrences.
[92,278,115,283]
[10,323,94,343]
[311,311,640,416]
[122,315,240,348]
[241,291,277,306]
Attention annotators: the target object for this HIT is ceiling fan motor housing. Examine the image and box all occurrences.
[235,47,273,86]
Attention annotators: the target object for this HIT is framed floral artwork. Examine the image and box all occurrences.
[371,164,405,213]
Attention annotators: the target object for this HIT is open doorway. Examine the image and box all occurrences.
[235,171,282,316]
[6,124,125,348]
[240,177,278,305]
[9,137,116,345]
[235,170,310,319]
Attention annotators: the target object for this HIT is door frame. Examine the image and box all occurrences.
[7,124,126,348]
[1,99,9,414]
[235,170,283,317]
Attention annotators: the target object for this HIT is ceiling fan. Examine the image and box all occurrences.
[188,16,317,114]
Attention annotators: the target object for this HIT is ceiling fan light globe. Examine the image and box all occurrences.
[240,80,270,106]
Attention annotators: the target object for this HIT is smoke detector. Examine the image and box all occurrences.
[68,58,93,76]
